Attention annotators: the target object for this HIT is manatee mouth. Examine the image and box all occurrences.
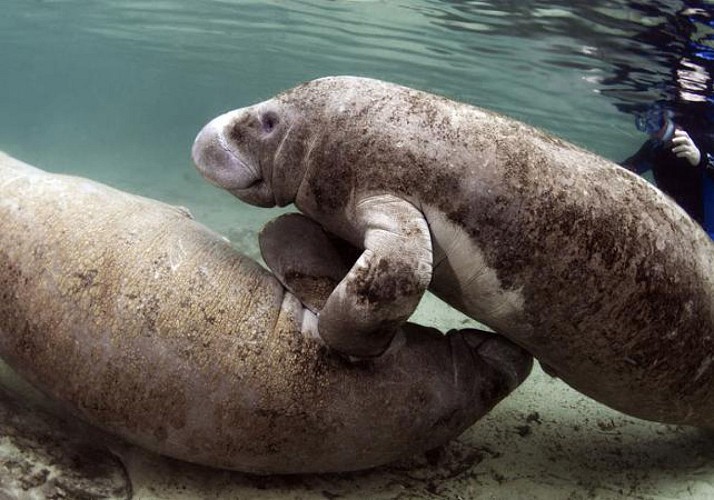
[214,143,261,190]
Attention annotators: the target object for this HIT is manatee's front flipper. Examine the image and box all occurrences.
[321,195,433,358]
[260,200,432,358]
[259,213,359,312]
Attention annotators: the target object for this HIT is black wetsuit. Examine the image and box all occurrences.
[622,133,714,228]
[615,1,714,234]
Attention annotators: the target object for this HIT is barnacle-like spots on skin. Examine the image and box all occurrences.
[347,258,421,306]
[228,113,260,144]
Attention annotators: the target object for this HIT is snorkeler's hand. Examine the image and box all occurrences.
[671,129,702,166]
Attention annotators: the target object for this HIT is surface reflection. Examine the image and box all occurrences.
[430,1,714,111]
[2,0,713,185]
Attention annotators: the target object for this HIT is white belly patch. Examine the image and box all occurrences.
[424,207,530,335]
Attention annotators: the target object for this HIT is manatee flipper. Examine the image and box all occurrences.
[257,214,531,383]
[319,195,433,358]
[260,214,531,388]
[259,213,357,312]
[540,361,560,379]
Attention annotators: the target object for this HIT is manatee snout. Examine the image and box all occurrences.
[192,111,266,192]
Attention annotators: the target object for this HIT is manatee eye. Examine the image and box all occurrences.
[261,111,279,134]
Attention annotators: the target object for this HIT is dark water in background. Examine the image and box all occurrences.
[1,0,713,237]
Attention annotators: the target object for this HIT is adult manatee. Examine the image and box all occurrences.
[0,151,531,474]
[192,76,714,428]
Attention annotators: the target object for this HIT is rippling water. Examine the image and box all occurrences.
[1,1,712,237]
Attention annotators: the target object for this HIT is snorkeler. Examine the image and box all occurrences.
[616,2,714,238]
[622,107,714,238]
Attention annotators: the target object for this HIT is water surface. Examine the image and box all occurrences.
[1,1,712,238]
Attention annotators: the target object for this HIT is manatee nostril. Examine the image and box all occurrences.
[261,111,279,134]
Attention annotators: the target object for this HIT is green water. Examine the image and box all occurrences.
[0,1,670,240]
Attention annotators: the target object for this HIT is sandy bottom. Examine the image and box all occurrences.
[2,213,714,500]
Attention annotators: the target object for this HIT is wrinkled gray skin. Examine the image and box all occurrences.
[192,76,714,428]
[0,151,531,474]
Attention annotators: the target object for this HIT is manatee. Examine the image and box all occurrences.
[0,151,531,474]
[192,76,714,428]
